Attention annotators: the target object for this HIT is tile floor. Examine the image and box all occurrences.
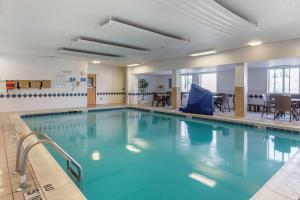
[0,114,41,200]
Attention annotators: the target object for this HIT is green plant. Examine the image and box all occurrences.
[138,79,149,100]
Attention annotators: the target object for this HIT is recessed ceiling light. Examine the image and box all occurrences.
[91,60,101,64]
[247,40,263,46]
[189,49,217,57]
[126,64,140,67]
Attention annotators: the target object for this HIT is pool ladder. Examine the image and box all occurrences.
[13,132,83,192]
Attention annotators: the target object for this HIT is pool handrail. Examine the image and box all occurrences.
[13,131,51,174]
[14,133,82,192]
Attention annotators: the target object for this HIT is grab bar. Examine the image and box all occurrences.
[13,132,51,175]
[15,135,82,192]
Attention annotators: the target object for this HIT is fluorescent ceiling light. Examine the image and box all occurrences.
[76,37,151,52]
[91,60,101,64]
[57,48,124,58]
[126,145,141,153]
[247,40,263,46]
[91,151,101,160]
[189,49,217,57]
[188,172,217,187]
[100,17,190,43]
[126,64,140,67]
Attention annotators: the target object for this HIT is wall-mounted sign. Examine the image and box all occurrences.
[69,77,76,82]
[55,75,65,87]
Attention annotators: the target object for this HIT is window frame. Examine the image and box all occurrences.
[181,75,192,92]
[268,65,300,94]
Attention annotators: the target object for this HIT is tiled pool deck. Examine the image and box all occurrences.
[1,104,300,200]
[0,114,40,200]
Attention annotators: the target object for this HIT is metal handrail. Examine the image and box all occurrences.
[15,135,82,192]
[13,132,51,175]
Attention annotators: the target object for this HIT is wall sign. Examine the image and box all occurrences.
[55,75,65,87]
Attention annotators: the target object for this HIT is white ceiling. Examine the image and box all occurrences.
[1,0,300,66]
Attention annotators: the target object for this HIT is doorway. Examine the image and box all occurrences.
[87,74,96,107]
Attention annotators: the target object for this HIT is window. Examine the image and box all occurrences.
[168,78,172,89]
[181,75,192,92]
[200,73,217,93]
[268,67,299,93]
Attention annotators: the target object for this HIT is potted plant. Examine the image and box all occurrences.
[138,79,149,103]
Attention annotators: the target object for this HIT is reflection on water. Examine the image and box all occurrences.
[24,110,300,200]
[188,172,217,188]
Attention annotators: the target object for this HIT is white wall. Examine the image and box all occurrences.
[88,64,126,105]
[0,54,88,112]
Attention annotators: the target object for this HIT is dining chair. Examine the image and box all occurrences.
[261,94,275,117]
[164,91,171,106]
[274,96,295,122]
[152,92,162,107]
[214,93,230,112]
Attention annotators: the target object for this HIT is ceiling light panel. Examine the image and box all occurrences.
[73,37,152,57]
[97,16,190,50]
[154,0,259,37]
[101,17,190,43]
[57,48,124,60]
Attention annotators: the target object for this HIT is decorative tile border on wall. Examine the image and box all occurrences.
[0,92,87,99]
[127,92,169,96]
[96,92,126,96]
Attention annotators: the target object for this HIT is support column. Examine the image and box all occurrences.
[234,63,248,117]
[126,67,138,105]
[172,69,181,109]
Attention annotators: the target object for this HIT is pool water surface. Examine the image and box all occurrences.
[23,109,300,200]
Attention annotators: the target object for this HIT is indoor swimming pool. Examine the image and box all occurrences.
[23,109,300,200]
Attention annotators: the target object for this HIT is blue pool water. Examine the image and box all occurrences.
[23,109,300,200]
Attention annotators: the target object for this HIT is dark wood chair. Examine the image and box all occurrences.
[163,91,171,106]
[274,96,295,122]
[152,92,162,107]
